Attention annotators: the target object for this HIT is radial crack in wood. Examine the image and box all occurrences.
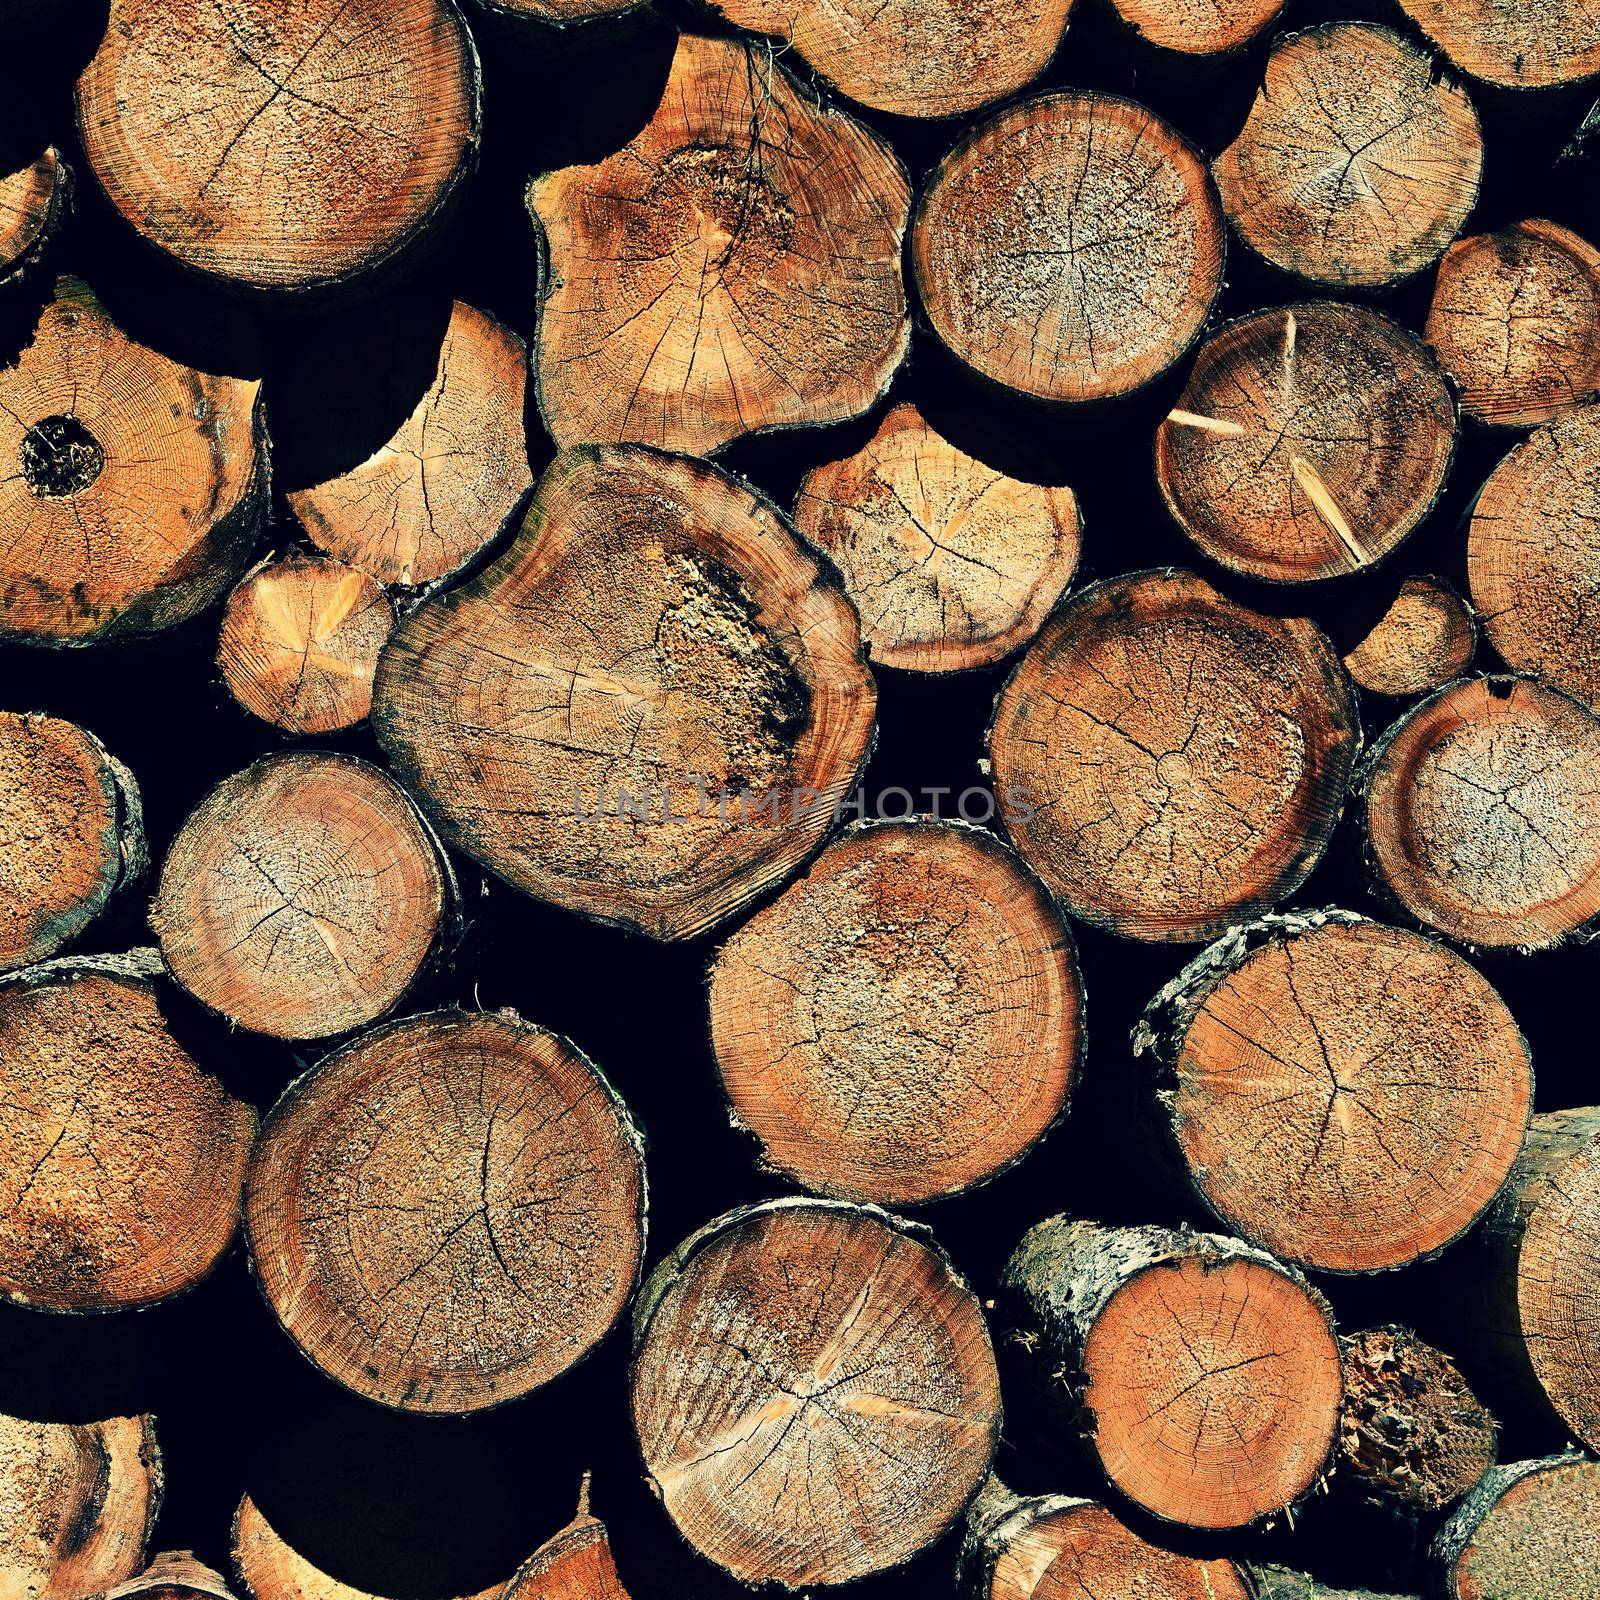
[1344,577,1478,699]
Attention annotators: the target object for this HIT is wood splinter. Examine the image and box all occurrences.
[1343,577,1478,699]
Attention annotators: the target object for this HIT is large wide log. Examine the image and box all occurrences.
[1395,0,1600,88]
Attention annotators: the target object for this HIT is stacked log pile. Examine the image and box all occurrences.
[0,0,1598,1596]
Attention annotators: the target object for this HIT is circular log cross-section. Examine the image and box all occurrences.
[1361,676,1600,949]
[287,302,533,589]
[1344,577,1478,699]
[373,447,877,942]
[794,404,1081,673]
[1001,1219,1342,1530]
[1157,304,1457,583]
[528,34,909,457]
[0,954,256,1311]
[1214,24,1482,289]
[1433,1456,1600,1599]
[962,1482,1249,1600]
[1427,222,1600,427]
[0,147,67,290]
[0,711,145,972]
[631,1199,1001,1589]
[0,277,267,645]
[76,0,480,292]
[1467,403,1600,713]
[218,556,395,734]
[987,569,1358,944]
[247,1009,645,1413]
[0,1413,162,1600]
[913,93,1224,403]
[701,0,1075,118]
[1336,1327,1498,1516]
[1136,911,1532,1274]
[151,753,449,1039]
[1396,0,1600,88]
[707,820,1083,1206]
[1108,0,1285,55]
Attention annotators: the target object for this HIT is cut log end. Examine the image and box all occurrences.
[1396,0,1600,87]
[703,0,1075,117]
[1157,303,1457,583]
[1110,0,1285,55]
[218,557,395,734]
[0,711,145,972]
[0,278,267,645]
[1427,221,1600,427]
[631,1199,1000,1589]
[151,753,448,1039]
[1338,1327,1497,1515]
[501,1482,632,1600]
[0,147,67,290]
[988,569,1357,943]
[246,1009,644,1414]
[373,446,876,942]
[0,955,255,1312]
[1362,675,1600,949]
[1143,912,1531,1274]
[708,819,1083,1206]
[913,92,1224,403]
[287,302,532,589]
[1214,24,1482,289]
[0,1412,162,1598]
[795,404,1081,673]
[76,0,480,291]
[1467,403,1600,714]
[99,1551,239,1600]
[1344,577,1478,699]
[528,33,909,456]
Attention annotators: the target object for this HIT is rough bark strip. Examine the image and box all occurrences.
[372,446,877,942]
[1244,1567,1416,1600]
[1000,1218,1342,1530]
[151,752,453,1040]
[1214,24,1482,289]
[246,1008,646,1413]
[286,302,533,589]
[77,0,481,293]
[1360,675,1600,950]
[794,403,1082,673]
[1156,303,1457,583]
[0,952,256,1312]
[630,1197,1001,1589]
[914,92,1225,403]
[0,1412,162,1598]
[986,569,1358,944]
[1134,909,1532,1274]
[1395,0,1600,88]
[1427,221,1600,427]
[1344,578,1478,699]
[0,276,268,645]
[708,818,1084,1206]
[0,711,146,973]
[527,33,910,456]
[0,147,68,293]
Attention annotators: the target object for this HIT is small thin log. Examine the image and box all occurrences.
[707,818,1083,1206]
[1343,577,1478,699]
[246,1009,645,1413]
[500,1478,632,1600]
[794,403,1081,673]
[914,92,1224,402]
[1432,1455,1600,1598]
[218,556,395,734]
[287,302,532,589]
[528,33,909,456]
[0,952,256,1311]
[151,753,452,1040]
[1427,221,1600,427]
[0,710,145,972]
[0,1412,162,1598]
[1395,0,1600,88]
[986,568,1358,943]
[1360,675,1600,950]
[1467,403,1600,713]
[999,1218,1343,1530]
[0,146,68,292]
[76,0,481,292]
[1214,24,1482,289]
[0,277,267,645]
[1134,910,1532,1274]
[1156,303,1457,583]
[630,1197,1001,1589]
